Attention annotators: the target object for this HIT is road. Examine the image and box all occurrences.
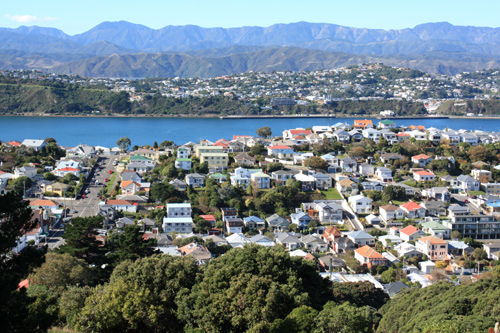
[46,155,119,249]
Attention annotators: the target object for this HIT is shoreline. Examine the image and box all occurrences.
[0,113,499,120]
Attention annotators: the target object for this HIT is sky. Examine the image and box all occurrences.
[1,0,498,35]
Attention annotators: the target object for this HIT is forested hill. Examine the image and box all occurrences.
[0,77,427,116]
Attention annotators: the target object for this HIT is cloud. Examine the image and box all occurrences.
[5,15,58,24]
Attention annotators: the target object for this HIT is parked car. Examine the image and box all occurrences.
[105,178,109,182]
[108,170,113,174]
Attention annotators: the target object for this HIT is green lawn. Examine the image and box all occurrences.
[392,200,406,206]
[469,191,486,196]
[106,174,117,194]
[403,180,416,186]
[321,188,343,200]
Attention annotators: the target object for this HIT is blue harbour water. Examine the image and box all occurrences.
[1,116,500,147]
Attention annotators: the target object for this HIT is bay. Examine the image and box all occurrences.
[0,116,499,147]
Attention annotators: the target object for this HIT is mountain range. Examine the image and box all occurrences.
[1,21,500,77]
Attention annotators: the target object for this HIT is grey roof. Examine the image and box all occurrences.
[276,232,302,244]
[421,200,446,209]
[383,281,409,295]
[250,235,274,243]
[347,230,375,240]
[266,214,289,227]
[457,174,476,182]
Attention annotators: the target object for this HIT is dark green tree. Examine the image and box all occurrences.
[116,136,131,152]
[178,245,333,331]
[57,216,105,264]
[315,301,377,333]
[256,126,272,139]
[150,182,178,202]
[75,255,199,332]
[107,225,159,267]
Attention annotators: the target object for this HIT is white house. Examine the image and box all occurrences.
[379,205,404,222]
[348,195,373,214]
[14,166,38,180]
[162,217,194,233]
[413,170,436,182]
[22,139,46,151]
[375,167,393,182]
[166,203,192,218]
[175,158,192,170]
[250,172,271,189]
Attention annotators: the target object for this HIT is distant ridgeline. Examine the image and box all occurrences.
[0,77,428,116]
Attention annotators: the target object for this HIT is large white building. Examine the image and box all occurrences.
[166,203,192,218]
[162,217,194,233]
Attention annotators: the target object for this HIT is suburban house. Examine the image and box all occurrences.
[339,158,358,173]
[312,173,333,189]
[348,195,373,214]
[250,172,271,189]
[381,153,406,164]
[267,145,295,159]
[423,187,451,202]
[166,203,192,218]
[226,233,252,248]
[266,214,290,231]
[243,216,266,230]
[416,236,448,261]
[300,235,328,253]
[275,232,303,250]
[271,170,293,185]
[379,205,404,222]
[421,220,450,239]
[395,242,423,258]
[400,201,426,218]
[336,178,358,196]
[234,152,256,166]
[413,170,436,182]
[194,145,224,158]
[104,200,137,213]
[359,163,375,176]
[120,181,141,195]
[44,182,69,196]
[282,128,312,140]
[347,230,376,247]
[200,153,229,171]
[294,172,317,191]
[353,119,373,130]
[185,173,205,188]
[321,226,342,248]
[375,167,393,182]
[170,179,188,192]
[333,129,350,143]
[22,139,46,151]
[456,175,481,192]
[290,210,314,229]
[52,167,80,178]
[362,128,382,142]
[303,201,343,223]
[14,166,38,180]
[471,169,492,183]
[411,154,434,167]
[175,158,192,170]
[421,201,447,217]
[378,119,396,129]
[355,245,387,268]
[447,241,473,256]
[250,235,276,247]
[225,217,244,234]
[399,225,425,242]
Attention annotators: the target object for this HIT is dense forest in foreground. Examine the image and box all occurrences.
[2,192,500,332]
